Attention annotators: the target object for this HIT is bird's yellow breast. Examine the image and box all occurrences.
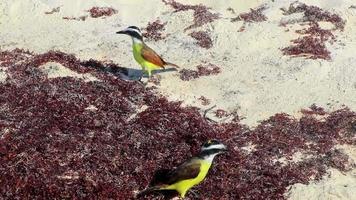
[166,160,212,198]
[132,43,144,64]
[132,43,161,76]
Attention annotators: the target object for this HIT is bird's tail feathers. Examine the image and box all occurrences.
[164,61,179,68]
[135,185,164,198]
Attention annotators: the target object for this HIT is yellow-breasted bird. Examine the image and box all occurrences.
[137,140,227,198]
[116,26,178,78]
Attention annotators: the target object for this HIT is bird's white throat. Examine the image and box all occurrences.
[202,144,226,151]
[204,153,219,163]
[131,37,143,44]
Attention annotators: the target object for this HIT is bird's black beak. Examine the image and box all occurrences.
[116,30,126,34]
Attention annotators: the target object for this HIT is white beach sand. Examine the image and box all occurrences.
[0,0,355,199]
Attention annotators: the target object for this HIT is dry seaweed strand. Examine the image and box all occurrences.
[0,49,355,199]
[62,16,88,21]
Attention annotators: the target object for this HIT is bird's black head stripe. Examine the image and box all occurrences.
[128,26,140,31]
[199,148,223,158]
[128,31,143,40]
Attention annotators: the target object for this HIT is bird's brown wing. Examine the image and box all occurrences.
[141,44,165,68]
[165,158,201,185]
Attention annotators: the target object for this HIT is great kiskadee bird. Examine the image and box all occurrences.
[137,140,227,198]
[116,26,178,78]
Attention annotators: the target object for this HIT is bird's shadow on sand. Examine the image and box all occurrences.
[121,67,178,81]
[80,60,177,81]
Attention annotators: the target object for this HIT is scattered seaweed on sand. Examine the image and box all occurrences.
[301,104,327,116]
[44,7,60,15]
[282,25,332,60]
[142,20,167,41]
[189,31,213,49]
[215,109,228,118]
[87,7,118,18]
[162,0,220,30]
[281,2,345,30]
[231,5,268,32]
[179,69,199,81]
[62,7,117,21]
[147,75,162,85]
[179,63,221,81]
[198,96,210,106]
[231,6,268,23]
[281,2,345,60]
[1,49,355,199]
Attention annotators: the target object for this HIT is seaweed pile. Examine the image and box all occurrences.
[231,5,268,32]
[142,20,168,41]
[0,49,355,199]
[231,6,268,23]
[281,2,346,60]
[179,63,221,81]
[189,31,213,49]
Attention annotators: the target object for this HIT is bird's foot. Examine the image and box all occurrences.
[138,79,148,86]
[147,75,161,85]
[136,73,149,86]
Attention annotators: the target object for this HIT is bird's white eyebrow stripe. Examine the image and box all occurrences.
[126,28,142,36]
[202,144,226,150]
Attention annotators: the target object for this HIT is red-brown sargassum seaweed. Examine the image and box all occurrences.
[162,0,220,30]
[0,49,355,199]
[142,20,168,41]
[281,2,345,60]
[231,5,268,32]
[87,7,118,18]
[231,6,268,23]
[179,63,221,81]
[189,31,213,49]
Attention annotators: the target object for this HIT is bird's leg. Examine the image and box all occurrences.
[138,73,143,82]
[147,69,152,79]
